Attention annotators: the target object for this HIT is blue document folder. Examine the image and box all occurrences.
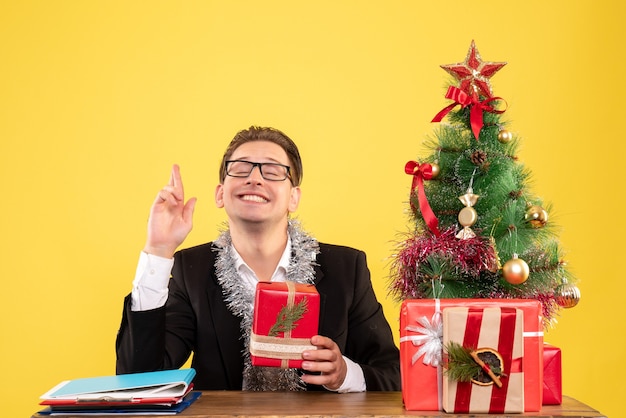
[40,368,196,404]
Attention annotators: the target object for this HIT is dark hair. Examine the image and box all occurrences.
[219,126,303,186]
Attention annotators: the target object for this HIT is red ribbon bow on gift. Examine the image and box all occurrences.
[405,161,440,237]
[432,86,507,140]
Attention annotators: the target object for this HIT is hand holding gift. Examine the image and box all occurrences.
[250,281,320,369]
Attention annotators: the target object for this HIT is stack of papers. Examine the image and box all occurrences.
[38,368,199,415]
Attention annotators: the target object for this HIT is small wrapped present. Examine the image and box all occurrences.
[400,299,543,411]
[542,343,562,405]
[442,306,524,414]
[250,281,319,368]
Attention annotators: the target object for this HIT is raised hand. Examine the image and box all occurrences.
[143,164,197,259]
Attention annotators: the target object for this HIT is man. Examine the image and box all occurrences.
[116,126,400,392]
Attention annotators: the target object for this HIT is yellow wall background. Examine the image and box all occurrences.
[1,1,622,416]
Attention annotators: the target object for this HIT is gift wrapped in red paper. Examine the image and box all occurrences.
[400,299,543,411]
[442,306,524,414]
[543,343,562,405]
[250,281,319,368]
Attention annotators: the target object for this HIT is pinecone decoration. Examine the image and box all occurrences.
[470,150,488,166]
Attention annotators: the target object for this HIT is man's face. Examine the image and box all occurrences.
[215,140,301,227]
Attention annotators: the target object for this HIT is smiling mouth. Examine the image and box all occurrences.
[241,194,268,203]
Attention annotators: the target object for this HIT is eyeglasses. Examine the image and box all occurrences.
[225,160,291,182]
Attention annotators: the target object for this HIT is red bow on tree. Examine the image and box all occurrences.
[432,86,506,140]
[405,161,440,237]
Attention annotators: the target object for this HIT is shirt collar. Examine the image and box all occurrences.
[231,236,291,281]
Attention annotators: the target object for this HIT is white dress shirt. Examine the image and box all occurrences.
[130,240,366,393]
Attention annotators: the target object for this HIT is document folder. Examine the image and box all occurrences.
[40,368,196,406]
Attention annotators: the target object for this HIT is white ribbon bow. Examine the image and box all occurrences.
[403,312,443,367]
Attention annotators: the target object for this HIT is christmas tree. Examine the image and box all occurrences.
[389,41,580,327]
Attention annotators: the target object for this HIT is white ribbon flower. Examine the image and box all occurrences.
[404,312,443,367]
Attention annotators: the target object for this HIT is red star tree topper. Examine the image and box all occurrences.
[441,40,506,98]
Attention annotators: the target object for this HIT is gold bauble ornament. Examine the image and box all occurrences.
[502,254,529,285]
[497,129,512,143]
[525,204,548,228]
[555,281,581,308]
[430,161,440,179]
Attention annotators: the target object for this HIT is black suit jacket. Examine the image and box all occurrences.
[116,242,400,391]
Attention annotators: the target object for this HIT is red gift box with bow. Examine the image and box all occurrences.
[250,281,319,368]
[442,306,524,413]
[400,299,543,411]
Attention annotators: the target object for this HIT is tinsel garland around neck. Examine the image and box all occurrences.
[213,219,320,391]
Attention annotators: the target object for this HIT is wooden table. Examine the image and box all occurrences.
[32,391,606,417]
